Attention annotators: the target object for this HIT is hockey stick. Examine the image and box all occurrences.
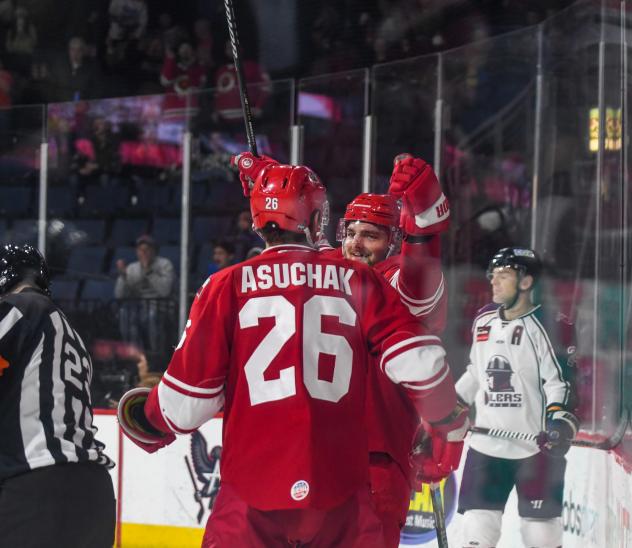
[223,0,258,157]
[470,407,629,450]
[410,433,450,547]
[429,482,449,548]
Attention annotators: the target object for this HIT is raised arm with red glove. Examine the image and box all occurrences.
[386,154,448,334]
[231,151,279,196]
[389,154,450,237]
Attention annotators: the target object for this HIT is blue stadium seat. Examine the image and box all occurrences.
[9,219,38,246]
[47,187,77,218]
[191,216,233,244]
[207,178,244,209]
[79,184,130,216]
[71,219,107,245]
[194,243,213,274]
[191,182,207,204]
[0,218,8,243]
[65,246,107,278]
[51,279,79,301]
[159,245,181,273]
[109,218,149,246]
[0,186,32,217]
[134,183,173,213]
[81,279,116,301]
[151,217,181,245]
[190,243,221,290]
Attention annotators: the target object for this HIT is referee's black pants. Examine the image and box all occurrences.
[0,461,115,548]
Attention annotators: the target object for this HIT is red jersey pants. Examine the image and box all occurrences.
[369,452,412,548]
[202,482,385,547]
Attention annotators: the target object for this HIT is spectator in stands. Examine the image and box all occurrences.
[50,37,102,101]
[135,352,162,388]
[106,0,147,54]
[115,234,175,299]
[211,39,269,126]
[5,6,37,59]
[114,234,176,363]
[157,12,182,52]
[231,210,263,262]
[211,240,235,272]
[198,239,232,280]
[137,35,165,94]
[160,39,206,120]
[105,0,146,84]
[71,116,121,189]
[193,18,213,70]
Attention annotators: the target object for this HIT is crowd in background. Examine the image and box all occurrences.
[0,0,612,410]
[0,0,574,107]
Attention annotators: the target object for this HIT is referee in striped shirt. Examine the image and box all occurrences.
[0,244,115,548]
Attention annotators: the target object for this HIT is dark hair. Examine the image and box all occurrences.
[214,240,235,255]
[136,234,157,249]
[259,223,308,245]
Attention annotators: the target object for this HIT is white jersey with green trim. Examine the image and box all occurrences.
[456,303,572,459]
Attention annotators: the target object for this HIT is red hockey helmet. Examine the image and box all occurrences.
[337,193,401,242]
[250,163,328,234]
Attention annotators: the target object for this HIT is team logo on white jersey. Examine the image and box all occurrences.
[484,355,522,407]
[291,480,310,501]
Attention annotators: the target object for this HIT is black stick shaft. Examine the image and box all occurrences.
[224,0,258,156]
[471,415,630,450]
[430,483,449,548]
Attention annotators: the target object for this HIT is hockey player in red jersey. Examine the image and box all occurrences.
[232,152,466,547]
[118,157,466,547]
[335,155,459,546]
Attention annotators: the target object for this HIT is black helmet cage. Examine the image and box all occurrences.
[0,244,51,296]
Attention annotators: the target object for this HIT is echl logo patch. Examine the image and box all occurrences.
[184,431,222,523]
[291,480,310,501]
[240,157,253,169]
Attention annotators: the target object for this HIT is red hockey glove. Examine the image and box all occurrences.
[409,403,469,488]
[231,151,279,197]
[537,404,579,458]
[388,153,450,236]
[117,387,175,454]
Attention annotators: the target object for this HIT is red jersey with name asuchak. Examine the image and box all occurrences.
[145,244,452,510]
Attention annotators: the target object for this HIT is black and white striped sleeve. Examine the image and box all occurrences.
[0,301,25,375]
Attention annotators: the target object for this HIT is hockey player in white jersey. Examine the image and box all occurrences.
[456,247,578,548]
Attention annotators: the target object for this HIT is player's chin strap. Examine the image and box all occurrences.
[502,269,528,312]
[385,228,402,259]
[303,206,329,248]
[501,290,521,313]
[303,226,316,247]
